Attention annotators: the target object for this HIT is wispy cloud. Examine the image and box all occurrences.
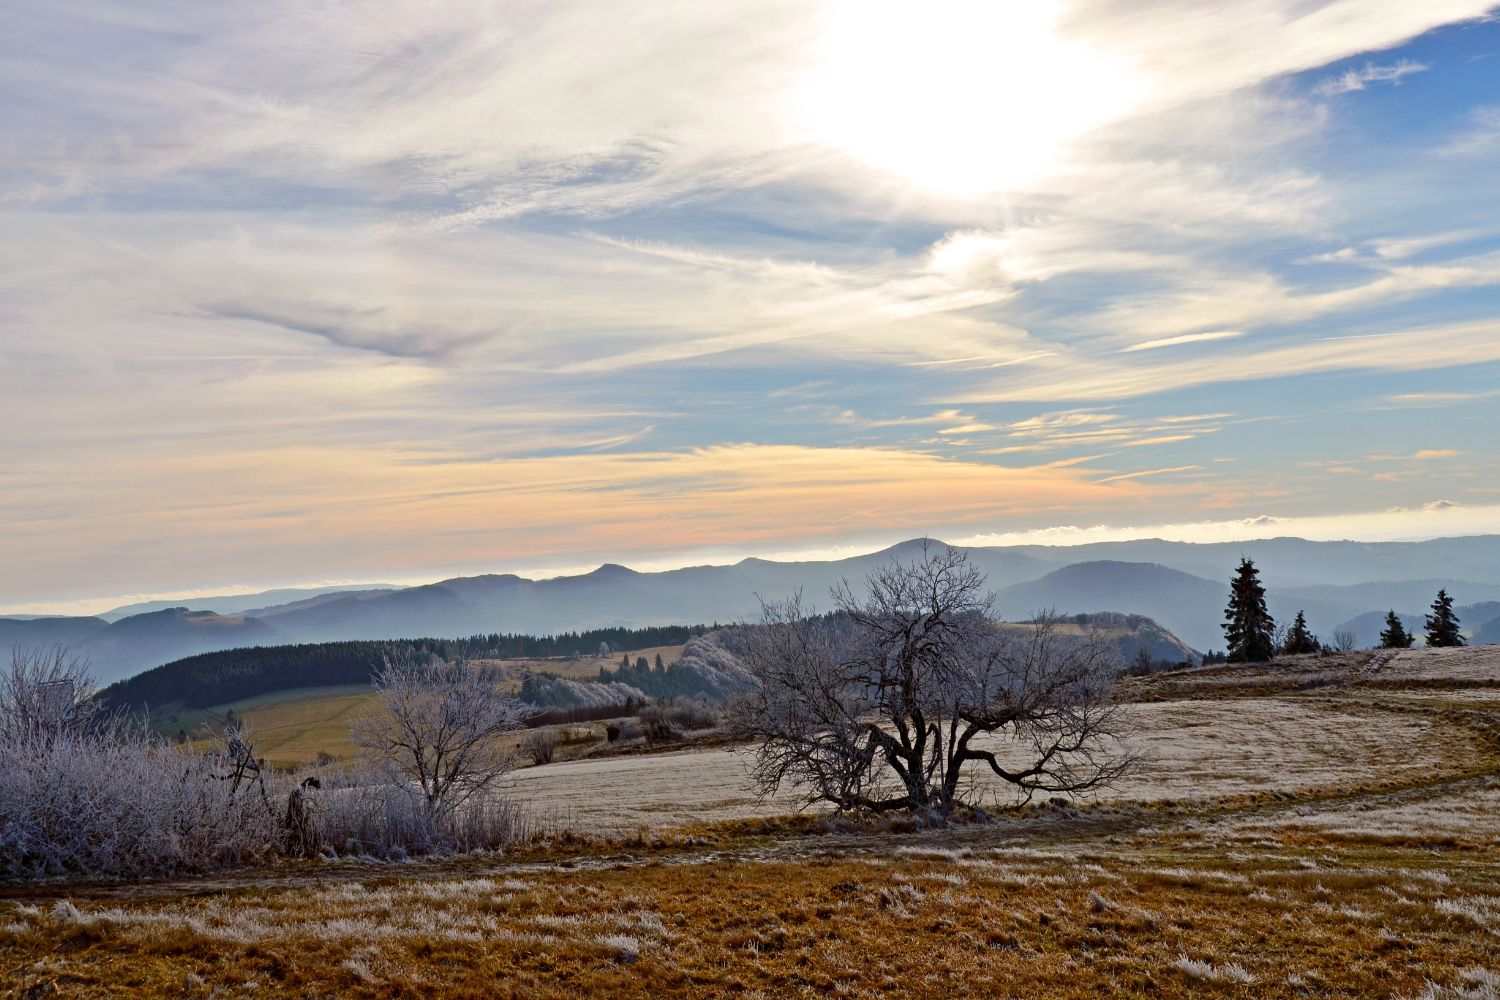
[962,319,1500,403]
[1093,465,1201,484]
[953,501,1500,549]
[1313,59,1429,96]
[2,0,1498,607]
[204,303,493,362]
[1123,331,1244,353]
[1443,105,1500,155]
[0,442,1154,606]
[1381,387,1500,407]
[1366,449,1465,461]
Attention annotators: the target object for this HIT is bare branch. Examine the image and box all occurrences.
[351,647,532,822]
[733,545,1139,817]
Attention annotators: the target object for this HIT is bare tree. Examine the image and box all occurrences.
[732,543,1138,817]
[1331,629,1359,653]
[352,649,532,822]
[0,647,97,743]
[522,728,558,765]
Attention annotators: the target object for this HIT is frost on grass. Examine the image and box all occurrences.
[1435,896,1500,932]
[1407,968,1500,1000]
[1235,784,1500,844]
[20,877,673,961]
[596,933,642,963]
[504,696,1465,833]
[1377,647,1500,686]
[1175,954,1256,984]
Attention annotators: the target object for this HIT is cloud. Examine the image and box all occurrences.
[204,303,493,361]
[961,318,1500,403]
[1366,449,1464,461]
[1312,59,1429,96]
[3,0,1499,607]
[1444,106,1500,156]
[1079,250,1500,346]
[953,502,1500,548]
[1123,330,1244,353]
[1093,465,1201,484]
[0,442,1154,607]
[1381,388,1500,407]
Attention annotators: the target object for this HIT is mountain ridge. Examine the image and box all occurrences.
[9,534,1500,682]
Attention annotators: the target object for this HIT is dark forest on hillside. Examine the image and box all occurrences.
[99,624,709,712]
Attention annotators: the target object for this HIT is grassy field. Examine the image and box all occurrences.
[3,799,1497,997]
[171,686,380,765]
[5,647,1498,997]
[159,645,686,767]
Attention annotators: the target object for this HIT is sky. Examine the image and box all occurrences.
[2,0,1499,615]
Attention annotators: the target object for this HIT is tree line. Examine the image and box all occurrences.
[593,652,714,699]
[99,623,711,713]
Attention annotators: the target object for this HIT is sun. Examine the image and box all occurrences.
[795,0,1145,198]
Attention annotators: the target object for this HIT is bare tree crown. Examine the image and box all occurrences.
[0,647,98,743]
[732,543,1138,817]
[352,649,532,819]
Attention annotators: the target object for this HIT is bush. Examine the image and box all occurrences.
[641,713,682,745]
[314,769,533,858]
[0,722,283,880]
[523,729,559,765]
[664,697,720,731]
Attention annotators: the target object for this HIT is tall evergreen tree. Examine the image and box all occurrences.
[1223,558,1276,663]
[1424,589,1465,648]
[1282,610,1318,655]
[1379,610,1415,649]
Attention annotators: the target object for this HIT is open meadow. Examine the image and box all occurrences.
[4,645,1499,998]
[158,646,687,768]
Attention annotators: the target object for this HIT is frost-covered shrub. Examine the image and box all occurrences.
[634,697,720,743]
[671,631,756,699]
[663,696,720,731]
[0,723,283,880]
[314,771,532,858]
[521,675,647,709]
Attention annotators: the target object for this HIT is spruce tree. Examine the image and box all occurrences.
[1282,610,1318,655]
[1424,589,1465,648]
[1379,610,1414,649]
[1223,558,1275,663]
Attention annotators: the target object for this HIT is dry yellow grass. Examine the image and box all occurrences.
[171,687,378,767]
[167,645,685,767]
[5,646,1497,997]
[3,822,1496,999]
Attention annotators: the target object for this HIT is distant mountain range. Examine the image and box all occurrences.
[7,534,1500,684]
[94,585,399,623]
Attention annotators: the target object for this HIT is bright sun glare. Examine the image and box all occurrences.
[797,0,1145,198]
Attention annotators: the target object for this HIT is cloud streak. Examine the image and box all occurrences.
[1313,59,1429,96]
